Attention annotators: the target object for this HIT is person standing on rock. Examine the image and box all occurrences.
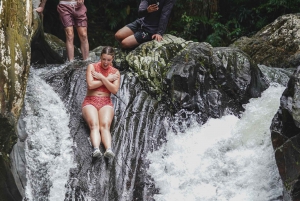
[36,0,89,62]
[115,0,175,49]
[81,46,120,158]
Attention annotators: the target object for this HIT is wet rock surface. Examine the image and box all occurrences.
[0,0,37,200]
[271,66,300,201]
[32,35,268,200]
[3,1,299,199]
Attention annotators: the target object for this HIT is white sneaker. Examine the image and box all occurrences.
[104,149,115,158]
[92,148,102,158]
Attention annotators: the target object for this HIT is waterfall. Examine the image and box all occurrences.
[19,61,287,200]
[23,67,75,201]
[147,84,284,201]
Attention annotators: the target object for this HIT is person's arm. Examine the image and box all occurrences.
[35,0,47,13]
[92,72,119,83]
[138,0,159,17]
[155,0,176,37]
[86,64,104,90]
[95,70,121,95]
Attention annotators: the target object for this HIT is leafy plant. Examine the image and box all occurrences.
[43,0,300,48]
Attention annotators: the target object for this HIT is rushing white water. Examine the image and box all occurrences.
[23,68,75,201]
[147,84,284,201]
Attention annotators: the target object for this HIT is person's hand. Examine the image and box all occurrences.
[91,71,103,80]
[107,73,119,82]
[77,0,84,4]
[152,34,163,42]
[147,4,159,13]
[35,7,44,13]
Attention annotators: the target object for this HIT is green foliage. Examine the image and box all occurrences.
[80,0,139,48]
[167,0,300,46]
[206,18,229,46]
[105,7,129,29]
[44,0,300,48]
[177,12,201,41]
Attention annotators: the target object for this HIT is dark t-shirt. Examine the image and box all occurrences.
[136,0,175,35]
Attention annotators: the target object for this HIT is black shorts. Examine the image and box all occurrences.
[126,20,153,44]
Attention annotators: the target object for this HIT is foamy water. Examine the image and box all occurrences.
[23,69,75,201]
[147,84,284,201]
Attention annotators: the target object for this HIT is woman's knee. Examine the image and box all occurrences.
[88,121,99,130]
[100,122,111,131]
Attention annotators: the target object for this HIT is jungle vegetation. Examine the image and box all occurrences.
[42,0,300,50]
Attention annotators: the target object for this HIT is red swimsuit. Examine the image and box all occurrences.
[82,62,118,110]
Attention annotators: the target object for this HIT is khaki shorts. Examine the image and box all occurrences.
[57,3,87,28]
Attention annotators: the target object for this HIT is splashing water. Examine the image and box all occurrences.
[23,68,75,201]
[147,84,284,201]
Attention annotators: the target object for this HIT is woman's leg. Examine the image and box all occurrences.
[82,105,101,148]
[98,106,114,150]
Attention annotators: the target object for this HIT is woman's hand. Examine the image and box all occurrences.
[91,71,103,80]
[107,73,120,82]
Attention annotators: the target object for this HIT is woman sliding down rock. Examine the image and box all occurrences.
[81,46,120,158]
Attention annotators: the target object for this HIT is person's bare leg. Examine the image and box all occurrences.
[82,105,101,148]
[120,35,140,49]
[98,106,114,149]
[115,26,134,42]
[115,26,139,48]
[64,26,75,61]
[77,26,89,60]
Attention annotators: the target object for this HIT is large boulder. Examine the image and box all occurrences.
[166,44,267,115]
[127,35,267,115]
[30,3,66,64]
[0,0,37,199]
[0,0,33,154]
[31,32,82,64]
[271,66,300,201]
[231,14,300,68]
[0,0,57,199]
[126,35,192,96]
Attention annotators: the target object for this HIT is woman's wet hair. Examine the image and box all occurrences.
[101,46,115,57]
